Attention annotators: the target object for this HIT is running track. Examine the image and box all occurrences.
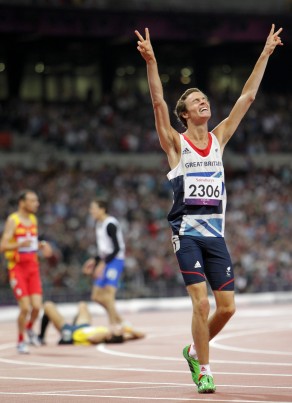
[0,295,291,402]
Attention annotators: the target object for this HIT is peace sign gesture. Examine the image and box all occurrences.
[135,28,155,63]
[264,24,283,56]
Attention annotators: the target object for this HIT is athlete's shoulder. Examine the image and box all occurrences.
[8,212,20,224]
[106,216,119,226]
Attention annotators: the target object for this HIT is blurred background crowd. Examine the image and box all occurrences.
[0,0,292,304]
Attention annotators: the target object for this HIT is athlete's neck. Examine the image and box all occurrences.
[185,127,209,149]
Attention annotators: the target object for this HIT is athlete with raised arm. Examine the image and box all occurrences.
[135,25,283,393]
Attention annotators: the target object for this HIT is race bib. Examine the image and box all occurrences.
[18,235,38,252]
[184,173,222,206]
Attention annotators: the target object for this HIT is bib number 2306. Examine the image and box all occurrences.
[184,175,222,206]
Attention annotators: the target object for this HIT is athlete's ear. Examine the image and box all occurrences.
[181,111,189,120]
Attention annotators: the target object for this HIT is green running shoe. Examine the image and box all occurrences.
[197,374,216,394]
[182,345,200,385]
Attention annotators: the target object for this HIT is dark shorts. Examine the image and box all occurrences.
[172,235,234,291]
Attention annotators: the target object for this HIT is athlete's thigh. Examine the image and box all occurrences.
[213,289,235,310]
[203,237,234,291]
[187,281,209,306]
[30,294,42,310]
[18,295,31,311]
[172,235,206,286]
[91,284,104,300]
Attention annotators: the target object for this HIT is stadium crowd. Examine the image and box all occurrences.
[1,89,292,303]
[0,160,291,304]
[1,90,292,155]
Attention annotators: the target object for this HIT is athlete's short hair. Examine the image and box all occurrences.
[17,189,35,204]
[174,88,208,128]
[94,198,108,213]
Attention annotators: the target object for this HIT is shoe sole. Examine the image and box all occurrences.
[198,388,216,394]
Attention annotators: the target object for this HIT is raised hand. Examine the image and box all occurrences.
[264,24,283,55]
[135,28,155,63]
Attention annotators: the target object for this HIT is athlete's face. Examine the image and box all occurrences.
[183,91,211,124]
[21,192,39,214]
[89,202,104,221]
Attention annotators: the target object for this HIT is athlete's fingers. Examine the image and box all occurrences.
[274,27,283,37]
[134,30,144,42]
[145,27,150,41]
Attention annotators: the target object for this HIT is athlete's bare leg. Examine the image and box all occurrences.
[187,284,235,365]
[28,294,42,327]
[187,282,210,365]
[208,290,235,340]
[43,301,66,331]
[18,296,30,337]
[91,285,123,327]
[74,301,92,325]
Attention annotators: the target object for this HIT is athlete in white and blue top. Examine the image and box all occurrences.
[82,199,126,331]
[135,25,283,393]
[167,131,226,238]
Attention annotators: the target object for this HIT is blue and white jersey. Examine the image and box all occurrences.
[167,132,226,237]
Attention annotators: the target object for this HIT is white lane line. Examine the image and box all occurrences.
[210,327,292,356]
[0,376,291,390]
[97,343,292,364]
[0,392,291,402]
[0,357,291,378]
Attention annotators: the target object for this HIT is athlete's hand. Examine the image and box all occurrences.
[82,258,95,275]
[135,28,155,63]
[264,24,283,56]
[39,241,53,258]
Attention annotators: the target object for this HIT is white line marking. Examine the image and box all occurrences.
[0,376,291,390]
[210,328,292,356]
[97,344,292,366]
[0,392,291,402]
[0,357,291,377]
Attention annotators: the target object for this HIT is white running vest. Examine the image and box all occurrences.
[167,132,226,237]
[95,216,125,259]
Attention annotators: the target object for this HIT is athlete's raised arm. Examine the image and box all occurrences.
[213,24,283,150]
[135,28,180,168]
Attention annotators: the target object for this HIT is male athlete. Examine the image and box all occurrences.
[38,300,144,345]
[82,198,127,334]
[0,190,53,354]
[135,25,283,393]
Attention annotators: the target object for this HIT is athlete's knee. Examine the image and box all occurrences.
[19,305,30,316]
[31,301,42,312]
[77,301,89,313]
[216,303,236,321]
[43,301,55,312]
[194,297,210,318]
[91,292,106,305]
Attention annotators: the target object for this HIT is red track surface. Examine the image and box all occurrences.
[0,302,291,402]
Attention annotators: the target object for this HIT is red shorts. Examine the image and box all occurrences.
[9,260,42,300]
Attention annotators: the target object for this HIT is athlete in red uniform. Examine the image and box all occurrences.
[0,190,53,354]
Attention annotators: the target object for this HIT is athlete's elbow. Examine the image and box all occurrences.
[249,93,256,104]
[240,91,256,106]
[152,97,164,111]
[245,91,257,105]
